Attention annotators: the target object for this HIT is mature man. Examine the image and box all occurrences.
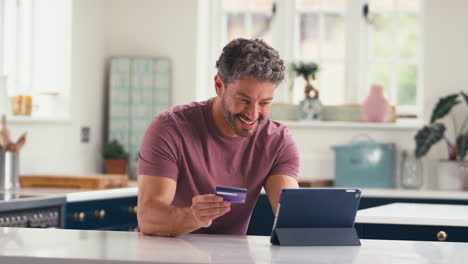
[137,38,299,236]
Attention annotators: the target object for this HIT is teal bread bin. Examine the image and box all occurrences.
[332,140,395,188]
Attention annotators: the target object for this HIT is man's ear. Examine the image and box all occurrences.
[214,74,225,97]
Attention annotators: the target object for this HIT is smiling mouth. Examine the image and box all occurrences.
[237,115,255,126]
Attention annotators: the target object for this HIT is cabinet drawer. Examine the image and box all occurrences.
[357,223,468,242]
[65,197,137,230]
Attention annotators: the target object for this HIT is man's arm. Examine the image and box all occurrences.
[264,174,299,215]
[137,174,231,237]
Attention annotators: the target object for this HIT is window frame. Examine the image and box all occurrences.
[208,0,424,118]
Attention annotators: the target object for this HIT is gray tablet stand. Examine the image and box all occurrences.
[271,227,361,246]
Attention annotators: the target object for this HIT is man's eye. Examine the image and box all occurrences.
[239,99,249,103]
[260,101,271,105]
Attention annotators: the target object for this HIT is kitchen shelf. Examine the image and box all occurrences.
[280,118,424,130]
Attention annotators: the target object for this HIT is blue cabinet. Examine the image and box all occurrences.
[247,193,468,242]
[356,223,468,242]
[65,197,138,231]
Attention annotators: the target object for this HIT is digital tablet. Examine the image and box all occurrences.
[270,188,361,245]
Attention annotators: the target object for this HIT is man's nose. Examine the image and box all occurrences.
[245,103,260,121]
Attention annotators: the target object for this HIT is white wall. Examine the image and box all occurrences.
[10,0,108,174]
[105,0,198,106]
[9,0,468,188]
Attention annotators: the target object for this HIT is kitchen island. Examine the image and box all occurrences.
[1,227,467,263]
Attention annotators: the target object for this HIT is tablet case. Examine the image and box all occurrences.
[270,188,361,246]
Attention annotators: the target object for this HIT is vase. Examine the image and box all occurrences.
[437,160,468,191]
[361,85,390,122]
[399,150,423,189]
[299,98,322,120]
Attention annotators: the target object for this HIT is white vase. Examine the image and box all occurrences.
[437,160,468,191]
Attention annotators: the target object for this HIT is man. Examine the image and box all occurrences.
[137,38,299,237]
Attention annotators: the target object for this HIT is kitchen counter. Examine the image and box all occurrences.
[12,184,468,202]
[357,203,468,227]
[1,227,468,263]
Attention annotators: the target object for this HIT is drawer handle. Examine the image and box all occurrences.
[94,209,106,219]
[437,231,447,241]
[73,212,85,222]
[128,206,137,214]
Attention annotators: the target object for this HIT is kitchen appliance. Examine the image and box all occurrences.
[0,190,66,228]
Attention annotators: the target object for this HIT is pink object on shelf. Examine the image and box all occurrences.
[361,85,390,122]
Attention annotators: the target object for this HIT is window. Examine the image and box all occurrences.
[212,0,423,117]
[1,0,72,118]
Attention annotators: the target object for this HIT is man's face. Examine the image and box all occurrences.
[217,76,276,137]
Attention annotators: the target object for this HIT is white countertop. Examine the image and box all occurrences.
[360,188,468,200]
[13,186,468,203]
[1,227,468,264]
[356,203,468,227]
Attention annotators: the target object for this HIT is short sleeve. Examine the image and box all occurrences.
[268,130,300,179]
[137,113,180,180]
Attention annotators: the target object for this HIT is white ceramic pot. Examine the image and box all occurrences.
[437,160,468,191]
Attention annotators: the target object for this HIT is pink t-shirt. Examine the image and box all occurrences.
[137,98,299,235]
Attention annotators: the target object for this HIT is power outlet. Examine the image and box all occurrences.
[81,126,90,143]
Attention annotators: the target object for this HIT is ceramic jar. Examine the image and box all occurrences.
[362,85,390,122]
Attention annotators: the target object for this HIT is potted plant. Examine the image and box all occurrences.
[414,91,468,190]
[103,139,129,174]
[291,62,322,120]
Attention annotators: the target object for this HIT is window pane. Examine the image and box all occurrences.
[298,0,320,10]
[252,0,273,9]
[324,0,346,10]
[369,0,394,11]
[324,14,345,59]
[398,14,419,59]
[372,14,393,58]
[227,14,245,41]
[252,14,273,44]
[300,14,319,60]
[397,64,417,105]
[224,0,247,10]
[397,0,419,12]
[370,63,392,99]
[320,63,345,104]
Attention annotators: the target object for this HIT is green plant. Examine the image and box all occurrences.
[103,139,129,160]
[415,91,468,160]
[291,62,319,83]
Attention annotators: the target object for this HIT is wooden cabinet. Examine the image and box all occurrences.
[65,196,138,231]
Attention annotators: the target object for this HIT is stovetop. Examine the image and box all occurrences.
[0,189,66,228]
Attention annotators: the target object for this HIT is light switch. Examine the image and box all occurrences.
[81,126,90,143]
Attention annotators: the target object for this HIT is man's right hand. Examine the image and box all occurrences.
[191,194,231,228]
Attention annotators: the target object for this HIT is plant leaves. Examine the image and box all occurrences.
[461,91,468,105]
[456,133,468,160]
[291,62,319,81]
[430,94,460,123]
[414,123,445,158]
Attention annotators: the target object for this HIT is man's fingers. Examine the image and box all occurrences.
[192,201,230,210]
[193,194,224,203]
[196,207,230,217]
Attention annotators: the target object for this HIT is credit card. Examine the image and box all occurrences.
[215,185,247,203]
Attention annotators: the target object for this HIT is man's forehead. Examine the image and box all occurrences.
[235,91,274,101]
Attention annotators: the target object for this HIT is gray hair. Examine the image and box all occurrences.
[216,38,285,85]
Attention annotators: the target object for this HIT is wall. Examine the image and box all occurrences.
[9,0,468,188]
[10,0,108,174]
[105,0,198,106]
